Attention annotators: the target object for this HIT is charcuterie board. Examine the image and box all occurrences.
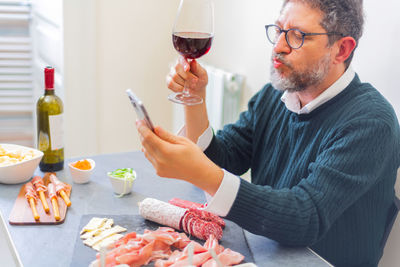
[71,214,254,267]
[8,173,71,225]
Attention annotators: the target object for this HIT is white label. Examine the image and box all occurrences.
[48,114,64,150]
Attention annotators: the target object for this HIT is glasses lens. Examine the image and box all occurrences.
[266,25,280,44]
[286,29,304,49]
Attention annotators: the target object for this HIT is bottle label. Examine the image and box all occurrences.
[48,114,64,150]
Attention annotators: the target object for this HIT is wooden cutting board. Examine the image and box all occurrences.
[8,173,71,225]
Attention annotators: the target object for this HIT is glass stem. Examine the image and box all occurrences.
[182,81,190,96]
[182,58,192,96]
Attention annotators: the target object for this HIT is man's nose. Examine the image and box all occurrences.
[273,32,291,54]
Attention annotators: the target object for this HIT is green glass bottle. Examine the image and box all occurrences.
[36,66,64,171]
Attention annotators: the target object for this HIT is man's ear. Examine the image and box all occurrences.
[333,37,357,64]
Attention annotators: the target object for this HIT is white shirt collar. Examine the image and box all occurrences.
[280,67,355,114]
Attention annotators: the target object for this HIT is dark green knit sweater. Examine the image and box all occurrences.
[204,74,400,266]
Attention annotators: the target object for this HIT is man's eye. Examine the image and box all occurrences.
[291,30,303,40]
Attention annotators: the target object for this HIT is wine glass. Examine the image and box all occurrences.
[168,0,214,105]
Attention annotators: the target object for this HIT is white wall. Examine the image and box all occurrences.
[63,0,98,158]
[63,0,178,157]
[353,0,400,119]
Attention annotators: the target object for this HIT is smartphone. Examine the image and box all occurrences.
[126,89,155,131]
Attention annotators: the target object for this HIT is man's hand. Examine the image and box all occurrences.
[166,56,210,143]
[136,120,223,196]
[166,56,208,99]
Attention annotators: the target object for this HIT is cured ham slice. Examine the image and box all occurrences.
[49,173,71,194]
[90,227,190,267]
[48,183,57,199]
[202,248,245,267]
[32,176,47,191]
[24,182,39,221]
[24,182,37,200]
[32,176,50,213]
[49,173,71,207]
[90,228,245,267]
[168,197,204,209]
[48,183,60,221]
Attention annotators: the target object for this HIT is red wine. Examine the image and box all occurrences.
[172,32,213,59]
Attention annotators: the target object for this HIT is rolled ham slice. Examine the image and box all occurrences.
[31,176,47,192]
[48,182,57,199]
[25,182,40,221]
[48,183,60,221]
[49,173,71,207]
[32,176,50,213]
[49,174,71,194]
[24,182,37,201]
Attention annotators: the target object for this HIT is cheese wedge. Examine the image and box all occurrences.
[80,219,114,240]
[80,217,108,235]
[83,225,127,247]
[92,234,124,251]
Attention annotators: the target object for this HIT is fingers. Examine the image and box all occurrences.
[166,68,184,93]
[178,56,190,71]
[166,58,200,92]
[136,120,160,156]
[142,147,157,168]
[154,126,181,144]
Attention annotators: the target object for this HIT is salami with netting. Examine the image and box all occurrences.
[169,197,226,228]
[138,198,186,230]
[139,198,224,240]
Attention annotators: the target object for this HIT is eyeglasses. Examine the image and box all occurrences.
[265,24,344,49]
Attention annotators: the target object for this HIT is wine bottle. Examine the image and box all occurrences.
[36,66,64,172]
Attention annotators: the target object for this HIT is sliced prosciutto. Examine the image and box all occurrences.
[90,229,244,267]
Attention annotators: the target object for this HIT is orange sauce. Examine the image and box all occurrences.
[72,159,91,170]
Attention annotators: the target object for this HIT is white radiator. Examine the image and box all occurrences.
[172,64,244,132]
[0,1,34,147]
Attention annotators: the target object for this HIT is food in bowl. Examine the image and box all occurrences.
[107,168,136,196]
[0,144,38,167]
[71,159,92,170]
[0,144,43,184]
[68,158,95,184]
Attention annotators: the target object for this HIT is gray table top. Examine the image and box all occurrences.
[0,151,331,267]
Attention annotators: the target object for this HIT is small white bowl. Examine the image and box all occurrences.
[0,144,43,184]
[68,158,95,184]
[108,172,136,196]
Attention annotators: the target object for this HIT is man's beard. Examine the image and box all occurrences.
[270,52,331,92]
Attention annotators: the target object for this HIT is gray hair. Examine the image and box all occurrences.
[282,0,364,67]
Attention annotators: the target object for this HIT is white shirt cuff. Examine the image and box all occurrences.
[203,169,240,217]
[177,125,213,151]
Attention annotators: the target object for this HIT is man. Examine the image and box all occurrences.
[136,0,400,266]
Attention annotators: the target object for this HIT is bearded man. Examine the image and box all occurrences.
[136,0,400,266]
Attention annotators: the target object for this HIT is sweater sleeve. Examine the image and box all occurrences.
[204,90,262,175]
[225,118,399,246]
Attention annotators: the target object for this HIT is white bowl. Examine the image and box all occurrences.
[0,144,43,184]
[68,158,95,184]
[108,172,136,195]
